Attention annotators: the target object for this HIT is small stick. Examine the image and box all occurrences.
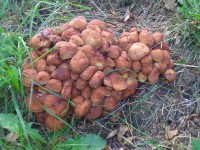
[174,63,199,68]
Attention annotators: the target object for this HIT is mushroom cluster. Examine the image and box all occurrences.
[23,16,176,131]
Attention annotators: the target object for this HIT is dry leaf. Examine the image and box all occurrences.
[163,0,177,11]
[124,7,130,22]
[103,145,112,150]
[165,129,178,140]
[124,3,135,22]
[106,129,118,139]
[117,125,129,142]
[6,132,19,142]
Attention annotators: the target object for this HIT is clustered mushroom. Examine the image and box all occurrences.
[23,16,176,131]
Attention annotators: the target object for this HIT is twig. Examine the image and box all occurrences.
[174,63,199,68]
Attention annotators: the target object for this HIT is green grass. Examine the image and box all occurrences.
[0,0,200,149]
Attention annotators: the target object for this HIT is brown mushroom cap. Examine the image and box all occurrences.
[26,92,44,112]
[85,106,103,120]
[44,95,68,117]
[88,19,106,31]
[45,115,65,131]
[141,64,153,75]
[107,72,127,91]
[151,49,164,62]
[70,71,80,80]
[34,59,47,72]
[131,61,142,73]
[29,33,52,49]
[61,28,80,41]
[89,50,105,70]
[52,23,70,36]
[90,86,110,104]
[61,79,73,100]
[105,57,115,68]
[35,71,50,85]
[154,62,168,74]
[115,51,131,72]
[139,30,155,47]
[117,36,129,48]
[86,25,101,33]
[153,32,163,44]
[80,66,98,80]
[23,69,37,87]
[107,45,122,59]
[128,42,150,61]
[100,37,109,52]
[70,51,89,73]
[81,86,92,99]
[140,54,153,66]
[89,71,104,88]
[45,79,62,93]
[30,51,39,60]
[128,31,139,43]
[47,53,63,66]
[45,65,56,74]
[71,96,85,106]
[81,29,102,49]
[74,99,91,118]
[69,35,85,46]
[51,68,70,81]
[111,90,125,102]
[103,96,117,112]
[163,50,171,65]
[68,16,87,31]
[55,41,78,60]
[123,78,138,98]
[148,66,160,84]
[163,69,176,82]
[101,31,116,45]
[138,72,147,82]
[168,60,174,69]
[76,78,88,90]
[71,85,81,99]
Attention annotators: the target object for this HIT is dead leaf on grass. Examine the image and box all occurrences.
[163,0,177,11]
[106,129,118,139]
[165,129,178,140]
[124,3,135,22]
[103,145,112,150]
[6,132,19,142]
[117,125,129,142]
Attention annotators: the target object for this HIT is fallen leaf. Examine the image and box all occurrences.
[119,148,124,150]
[106,129,118,139]
[6,132,19,142]
[165,129,178,140]
[163,0,177,11]
[117,125,129,142]
[124,7,130,22]
[124,3,135,22]
[103,145,112,150]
